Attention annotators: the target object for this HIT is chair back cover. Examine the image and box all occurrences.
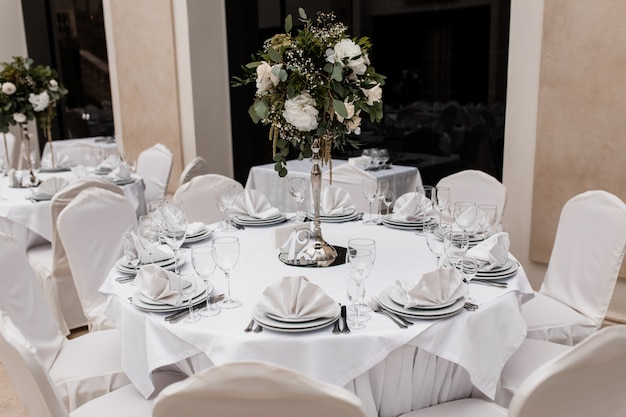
[321,163,376,214]
[508,325,626,417]
[0,234,65,371]
[177,156,210,188]
[0,311,69,417]
[436,169,507,224]
[57,188,137,330]
[540,190,626,327]
[136,143,173,202]
[173,174,244,223]
[0,132,18,169]
[50,178,124,331]
[153,361,367,417]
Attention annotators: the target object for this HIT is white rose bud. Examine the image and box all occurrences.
[29,92,50,112]
[362,84,383,105]
[49,79,58,88]
[12,113,26,123]
[255,62,281,93]
[282,91,319,132]
[1,82,16,95]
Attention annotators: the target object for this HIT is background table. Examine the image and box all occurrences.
[42,137,118,167]
[245,159,422,213]
[101,220,534,417]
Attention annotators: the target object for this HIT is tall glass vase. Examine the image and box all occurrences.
[304,138,337,267]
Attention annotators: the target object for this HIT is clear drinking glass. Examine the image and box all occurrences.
[122,231,141,274]
[180,275,200,323]
[346,248,374,330]
[162,206,186,275]
[375,179,389,224]
[453,201,478,233]
[137,215,158,265]
[382,189,395,216]
[432,186,451,219]
[424,223,450,267]
[218,184,238,231]
[459,256,479,302]
[347,238,376,314]
[476,204,498,238]
[288,177,306,222]
[191,246,220,317]
[443,230,469,267]
[212,236,241,309]
[361,179,378,225]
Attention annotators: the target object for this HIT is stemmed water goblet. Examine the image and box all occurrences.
[137,215,158,265]
[346,247,374,330]
[476,204,498,238]
[453,201,478,233]
[424,223,451,268]
[212,236,241,309]
[361,179,378,225]
[443,230,469,268]
[414,185,434,235]
[217,184,238,231]
[180,274,200,323]
[432,186,451,220]
[382,189,395,216]
[459,256,479,302]
[162,204,187,275]
[191,245,220,317]
[346,238,376,315]
[288,177,306,222]
[375,179,389,224]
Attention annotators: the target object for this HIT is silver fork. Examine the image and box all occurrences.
[368,298,408,329]
[244,318,255,332]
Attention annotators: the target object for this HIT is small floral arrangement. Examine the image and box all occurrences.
[232,8,385,176]
[0,56,68,139]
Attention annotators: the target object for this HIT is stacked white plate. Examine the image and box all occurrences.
[307,208,360,223]
[29,191,53,201]
[39,166,71,173]
[233,212,287,226]
[106,175,136,186]
[251,303,341,333]
[184,225,215,243]
[475,258,519,280]
[114,255,185,274]
[377,286,465,319]
[434,226,484,246]
[132,276,211,313]
[382,215,437,231]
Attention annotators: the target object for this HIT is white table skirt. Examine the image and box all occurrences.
[0,170,146,247]
[101,220,533,416]
[245,159,422,213]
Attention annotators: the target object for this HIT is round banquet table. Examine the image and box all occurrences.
[100,219,534,417]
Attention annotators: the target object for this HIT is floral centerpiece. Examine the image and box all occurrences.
[232,8,385,177]
[0,56,68,168]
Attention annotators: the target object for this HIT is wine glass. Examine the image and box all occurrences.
[218,184,238,231]
[459,256,479,302]
[147,200,165,240]
[212,236,241,309]
[424,223,451,268]
[137,215,158,265]
[382,189,395,216]
[361,179,378,225]
[476,204,498,238]
[191,246,220,317]
[347,238,376,314]
[375,179,389,224]
[415,185,434,217]
[162,205,186,275]
[443,230,469,267]
[180,275,200,323]
[346,247,374,330]
[346,279,370,321]
[122,231,140,274]
[288,177,306,222]
[432,186,451,220]
[453,201,478,233]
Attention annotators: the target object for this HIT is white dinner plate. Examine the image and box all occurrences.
[252,304,340,332]
[265,303,340,323]
[378,286,465,319]
[388,286,459,310]
[132,291,207,313]
[136,280,213,307]
[107,177,135,186]
[382,217,437,231]
[184,227,215,243]
[233,213,287,226]
[39,166,71,173]
[115,256,185,274]
[314,212,360,223]
[29,193,53,201]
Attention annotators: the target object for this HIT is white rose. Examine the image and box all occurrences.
[1,82,16,95]
[347,56,368,76]
[335,101,356,122]
[256,62,281,93]
[282,91,319,132]
[49,79,59,91]
[362,84,383,105]
[29,92,50,112]
[12,113,26,123]
[326,39,363,66]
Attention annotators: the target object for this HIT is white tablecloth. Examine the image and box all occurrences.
[41,137,118,166]
[0,170,146,248]
[100,220,533,416]
[245,159,422,213]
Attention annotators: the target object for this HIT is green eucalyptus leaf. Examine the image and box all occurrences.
[254,100,269,119]
[278,68,288,82]
[274,162,283,171]
[278,167,288,177]
[268,47,281,63]
[248,104,260,123]
[331,64,343,82]
[277,138,288,148]
[333,99,348,118]
[298,8,307,20]
[285,14,293,32]
[281,146,290,156]
[287,84,295,99]
[273,154,283,162]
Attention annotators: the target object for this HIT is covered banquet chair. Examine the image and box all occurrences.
[0,233,132,411]
[177,156,210,188]
[522,190,626,345]
[136,143,173,203]
[152,361,367,417]
[397,325,626,417]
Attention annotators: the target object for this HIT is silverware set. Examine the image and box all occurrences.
[243,318,262,333]
[164,293,225,324]
[369,297,413,329]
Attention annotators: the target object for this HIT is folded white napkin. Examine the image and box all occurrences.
[134,264,183,306]
[109,162,131,180]
[35,177,69,197]
[96,155,119,172]
[231,189,280,219]
[186,221,206,236]
[348,155,372,169]
[40,152,71,169]
[390,192,431,221]
[466,231,510,270]
[130,231,174,264]
[258,276,337,320]
[395,268,468,308]
[319,186,356,216]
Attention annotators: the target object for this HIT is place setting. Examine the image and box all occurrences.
[306,185,360,223]
[377,268,469,320]
[27,177,69,201]
[231,189,287,226]
[381,190,437,231]
[251,276,341,333]
[114,228,183,276]
[184,221,215,244]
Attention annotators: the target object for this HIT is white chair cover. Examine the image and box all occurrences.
[524,190,626,345]
[399,325,626,417]
[153,361,367,417]
[321,163,376,214]
[436,169,507,224]
[173,174,244,223]
[57,188,137,331]
[0,132,18,169]
[177,156,210,188]
[0,233,131,411]
[136,143,173,203]
[27,178,125,335]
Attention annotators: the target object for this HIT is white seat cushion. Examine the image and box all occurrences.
[71,384,153,417]
[398,398,506,417]
[522,293,597,345]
